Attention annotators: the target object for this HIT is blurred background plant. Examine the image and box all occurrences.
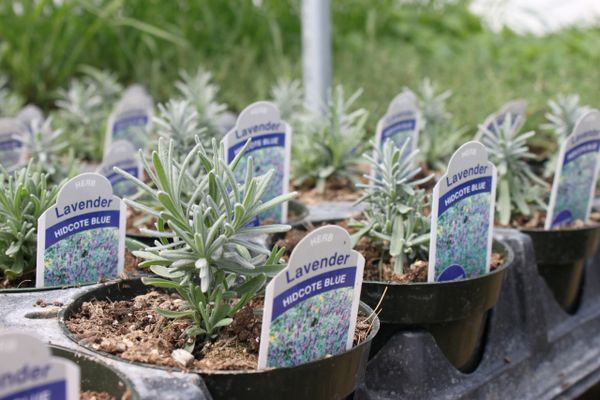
[0,0,599,151]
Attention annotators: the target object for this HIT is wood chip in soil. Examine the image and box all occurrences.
[66,291,372,371]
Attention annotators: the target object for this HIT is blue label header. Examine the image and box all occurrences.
[272,267,356,320]
[381,119,416,141]
[113,114,148,133]
[45,210,120,249]
[1,379,66,400]
[564,139,600,166]
[438,176,492,216]
[227,132,285,161]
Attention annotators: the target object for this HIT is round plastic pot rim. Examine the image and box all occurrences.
[0,279,107,294]
[58,280,380,377]
[362,238,514,287]
[519,221,600,235]
[126,200,310,238]
[49,344,138,399]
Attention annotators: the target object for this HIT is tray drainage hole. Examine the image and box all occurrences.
[25,309,60,319]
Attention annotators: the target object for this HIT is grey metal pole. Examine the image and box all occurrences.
[301,0,332,113]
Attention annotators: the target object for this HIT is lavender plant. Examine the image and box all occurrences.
[479,115,547,225]
[271,78,303,122]
[351,139,432,275]
[0,76,24,117]
[55,69,122,161]
[414,78,467,171]
[116,137,294,343]
[0,163,60,284]
[154,99,208,159]
[542,94,590,177]
[292,85,368,193]
[175,67,227,140]
[19,117,76,183]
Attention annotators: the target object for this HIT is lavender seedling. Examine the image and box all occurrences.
[292,85,368,193]
[479,114,547,225]
[55,69,122,161]
[0,76,24,117]
[414,78,467,171]
[271,78,304,122]
[116,137,295,344]
[19,117,76,183]
[0,163,61,285]
[351,140,432,275]
[175,67,227,140]
[542,94,590,177]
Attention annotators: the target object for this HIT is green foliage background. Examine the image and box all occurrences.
[1,0,599,151]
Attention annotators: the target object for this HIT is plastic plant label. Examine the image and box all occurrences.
[97,140,141,198]
[0,118,26,171]
[428,141,497,282]
[16,104,43,133]
[222,101,291,226]
[258,225,364,369]
[374,90,420,162]
[104,88,153,153]
[0,332,79,400]
[36,173,126,288]
[546,110,600,229]
[479,99,527,136]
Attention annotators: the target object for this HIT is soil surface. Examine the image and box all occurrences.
[66,291,372,371]
[275,222,505,283]
[293,176,364,204]
[0,251,140,290]
[126,207,156,236]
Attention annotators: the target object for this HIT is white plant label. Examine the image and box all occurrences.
[258,225,364,369]
[16,104,43,133]
[546,110,600,229]
[36,173,126,287]
[104,87,153,153]
[222,101,291,225]
[97,140,141,198]
[478,99,527,137]
[0,118,26,171]
[429,141,497,282]
[0,332,79,400]
[373,90,420,173]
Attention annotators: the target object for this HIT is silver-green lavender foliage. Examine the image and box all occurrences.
[292,85,368,192]
[20,117,76,183]
[542,94,590,177]
[271,78,304,122]
[352,140,431,274]
[479,115,547,225]
[0,76,24,117]
[414,78,467,171]
[55,69,122,161]
[0,163,60,282]
[154,99,208,158]
[116,137,294,342]
[175,67,227,140]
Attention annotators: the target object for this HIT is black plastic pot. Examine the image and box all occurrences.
[59,278,379,400]
[50,345,138,399]
[361,240,513,372]
[520,224,600,314]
